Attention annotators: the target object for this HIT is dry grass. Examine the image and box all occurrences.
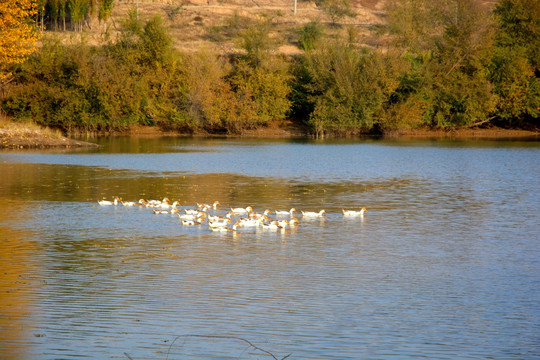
[0,117,62,138]
[0,116,99,148]
[52,0,387,55]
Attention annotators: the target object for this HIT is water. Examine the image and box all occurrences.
[1,137,539,359]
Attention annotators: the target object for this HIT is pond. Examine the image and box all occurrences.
[1,137,539,359]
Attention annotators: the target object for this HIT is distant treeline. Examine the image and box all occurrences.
[1,0,538,137]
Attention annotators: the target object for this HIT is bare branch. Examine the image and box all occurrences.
[165,334,291,360]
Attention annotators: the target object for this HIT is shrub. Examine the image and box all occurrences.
[298,20,324,51]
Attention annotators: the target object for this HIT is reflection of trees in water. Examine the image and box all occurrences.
[0,162,485,214]
[0,200,40,360]
[0,162,368,208]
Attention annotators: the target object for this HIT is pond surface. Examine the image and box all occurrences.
[1,137,539,360]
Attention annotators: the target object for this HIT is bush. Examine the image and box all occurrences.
[304,42,402,136]
[298,20,324,51]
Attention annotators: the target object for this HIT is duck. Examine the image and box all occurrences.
[231,206,253,215]
[301,209,326,217]
[271,219,290,228]
[249,209,271,219]
[261,222,283,231]
[210,226,228,232]
[289,217,300,227]
[208,213,232,222]
[208,219,232,228]
[122,200,141,207]
[210,224,240,233]
[181,220,202,226]
[179,213,206,221]
[159,200,179,209]
[239,217,263,227]
[153,209,174,215]
[342,207,368,216]
[197,201,220,211]
[184,208,201,215]
[146,197,170,207]
[275,208,296,216]
[98,197,120,206]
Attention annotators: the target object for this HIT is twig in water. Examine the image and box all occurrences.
[165,334,292,360]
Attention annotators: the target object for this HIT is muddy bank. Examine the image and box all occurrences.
[1,120,538,149]
[393,127,539,140]
[115,123,539,141]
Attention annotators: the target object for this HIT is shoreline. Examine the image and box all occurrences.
[1,121,538,149]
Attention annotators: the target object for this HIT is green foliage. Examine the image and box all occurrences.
[0,12,291,134]
[164,3,184,21]
[488,46,539,123]
[421,69,497,128]
[141,16,174,66]
[185,49,235,131]
[229,57,292,128]
[303,42,401,136]
[489,0,540,125]
[2,0,538,136]
[316,0,355,26]
[67,0,89,32]
[494,0,540,72]
[384,0,503,129]
[237,18,274,67]
[1,13,186,133]
[98,0,115,22]
[297,20,324,51]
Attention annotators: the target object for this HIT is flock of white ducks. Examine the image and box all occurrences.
[98,197,367,233]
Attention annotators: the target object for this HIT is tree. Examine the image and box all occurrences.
[297,20,324,51]
[385,0,499,128]
[304,41,402,136]
[494,0,540,73]
[98,0,115,24]
[490,0,540,124]
[316,0,355,26]
[385,0,442,56]
[0,0,40,84]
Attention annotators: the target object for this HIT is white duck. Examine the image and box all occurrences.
[182,219,202,226]
[342,207,368,216]
[153,209,174,215]
[197,201,221,211]
[231,206,253,215]
[275,208,296,216]
[249,209,271,219]
[239,217,263,227]
[208,213,232,222]
[261,222,283,231]
[179,213,206,221]
[98,197,119,206]
[301,209,326,217]
[159,200,179,209]
[122,200,141,207]
[209,219,232,228]
[145,197,167,207]
[289,218,300,227]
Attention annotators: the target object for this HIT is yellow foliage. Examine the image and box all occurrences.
[0,0,40,83]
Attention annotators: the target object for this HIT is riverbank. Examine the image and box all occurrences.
[0,120,100,149]
[1,119,538,149]
[391,126,539,141]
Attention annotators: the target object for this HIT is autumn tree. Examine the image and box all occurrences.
[0,0,40,84]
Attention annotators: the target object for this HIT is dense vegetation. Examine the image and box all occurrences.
[1,0,538,136]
